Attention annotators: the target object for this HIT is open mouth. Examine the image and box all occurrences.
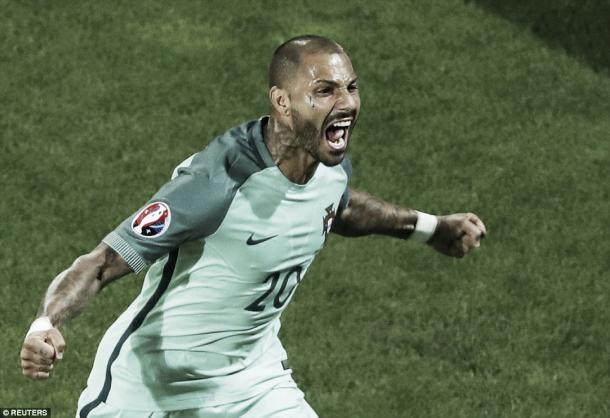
[324,119,352,152]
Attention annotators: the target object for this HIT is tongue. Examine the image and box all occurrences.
[326,128,345,142]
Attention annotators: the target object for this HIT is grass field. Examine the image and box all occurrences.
[1,1,609,417]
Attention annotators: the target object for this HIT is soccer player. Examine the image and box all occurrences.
[20,35,487,417]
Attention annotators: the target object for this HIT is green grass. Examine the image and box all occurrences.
[472,0,610,73]
[1,1,608,417]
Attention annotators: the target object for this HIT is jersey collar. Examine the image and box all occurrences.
[252,115,276,169]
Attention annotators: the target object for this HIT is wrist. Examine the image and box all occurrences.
[410,211,438,243]
[26,316,54,339]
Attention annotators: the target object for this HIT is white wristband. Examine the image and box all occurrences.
[410,211,439,243]
[26,316,53,338]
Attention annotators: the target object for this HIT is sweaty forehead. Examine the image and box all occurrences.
[296,52,356,85]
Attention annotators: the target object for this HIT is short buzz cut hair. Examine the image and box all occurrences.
[269,35,345,88]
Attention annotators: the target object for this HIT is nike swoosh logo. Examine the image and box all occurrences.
[246,233,278,245]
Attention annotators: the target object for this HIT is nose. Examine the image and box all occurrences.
[335,88,358,112]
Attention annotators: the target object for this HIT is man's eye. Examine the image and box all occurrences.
[348,84,358,92]
[317,88,332,95]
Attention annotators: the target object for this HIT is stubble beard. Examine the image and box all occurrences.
[291,108,323,161]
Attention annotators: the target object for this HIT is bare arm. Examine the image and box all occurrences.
[331,189,419,239]
[21,242,132,379]
[40,242,133,327]
[332,188,487,257]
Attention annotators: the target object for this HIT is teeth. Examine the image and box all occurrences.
[332,120,351,128]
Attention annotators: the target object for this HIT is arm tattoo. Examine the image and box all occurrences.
[38,243,132,327]
[332,189,419,239]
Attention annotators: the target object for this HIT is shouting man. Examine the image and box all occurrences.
[21,35,487,418]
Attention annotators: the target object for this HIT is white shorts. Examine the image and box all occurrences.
[76,376,318,418]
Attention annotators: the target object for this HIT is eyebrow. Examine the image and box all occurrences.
[313,77,359,86]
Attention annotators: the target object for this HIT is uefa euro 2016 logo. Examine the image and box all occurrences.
[131,202,171,238]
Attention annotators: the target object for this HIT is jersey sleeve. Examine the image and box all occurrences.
[337,155,352,215]
[102,166,236,273]
[102,129,265,273]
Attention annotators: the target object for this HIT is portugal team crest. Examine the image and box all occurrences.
[132,202,171,238]
[322,204,336,238]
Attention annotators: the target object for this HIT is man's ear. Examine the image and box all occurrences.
[269,86,291,117]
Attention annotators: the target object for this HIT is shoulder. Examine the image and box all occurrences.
[176,118,270,186]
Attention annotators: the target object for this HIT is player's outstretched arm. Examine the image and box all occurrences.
[332,189,487,257]
[332,189,420,239]
[20,243,132,380]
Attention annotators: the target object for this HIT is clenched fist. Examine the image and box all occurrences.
[429,213,487,258]
[21,327,65,380]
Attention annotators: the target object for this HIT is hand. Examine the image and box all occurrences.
[428,213,487,258]
[20,328,65,380]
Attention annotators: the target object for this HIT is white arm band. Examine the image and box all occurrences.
[26,316,53,338]
[410,211,439,243]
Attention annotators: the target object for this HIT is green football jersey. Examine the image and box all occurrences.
[78,117,351,413]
